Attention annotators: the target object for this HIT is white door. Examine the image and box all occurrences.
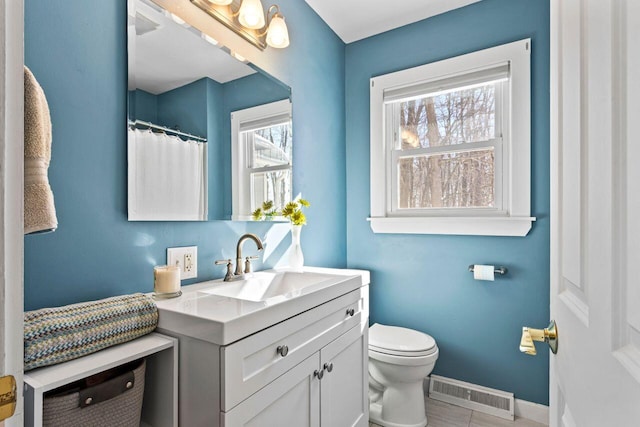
[550,0,640,425]
[0,0,24,426]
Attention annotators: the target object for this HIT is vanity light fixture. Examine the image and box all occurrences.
[190,0,290,50]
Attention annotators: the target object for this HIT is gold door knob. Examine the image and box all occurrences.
[520,320,558,356]
[0,375,16,421]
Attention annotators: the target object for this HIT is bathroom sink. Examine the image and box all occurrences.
[198,270,341,302]
[154,266,369,345]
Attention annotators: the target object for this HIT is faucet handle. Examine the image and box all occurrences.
[215,259,234,281]
[244,255,260,274]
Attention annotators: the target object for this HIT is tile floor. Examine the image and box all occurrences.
[369,397,547,427]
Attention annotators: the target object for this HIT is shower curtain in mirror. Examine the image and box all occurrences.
[128,128,207,221]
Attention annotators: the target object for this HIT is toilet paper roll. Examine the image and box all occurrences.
[473,264,495,281]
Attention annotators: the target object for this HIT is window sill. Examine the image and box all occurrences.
[231,215,288,222]
[368,216,536,236]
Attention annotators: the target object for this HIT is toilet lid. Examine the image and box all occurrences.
[369,323,437,355]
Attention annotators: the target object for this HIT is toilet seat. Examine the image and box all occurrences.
[369,345,437,357]
[369,323,437,356]
[369,346,439,366]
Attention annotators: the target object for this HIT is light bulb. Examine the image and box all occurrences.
[266,14,289,48]
[238,0,265,29]
[206,0,232,5]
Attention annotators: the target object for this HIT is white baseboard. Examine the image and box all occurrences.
[514,398,549,425]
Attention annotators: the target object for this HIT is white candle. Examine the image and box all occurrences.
[154,265,181,294]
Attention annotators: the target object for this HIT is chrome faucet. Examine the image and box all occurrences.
[216,233,264,281]
[234,233,264,275]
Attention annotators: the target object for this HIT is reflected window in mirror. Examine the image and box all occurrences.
[231,100,292,220]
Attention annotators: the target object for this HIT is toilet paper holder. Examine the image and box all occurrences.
[468,265,508,276]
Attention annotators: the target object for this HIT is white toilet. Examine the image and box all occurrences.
[368,323,439,427]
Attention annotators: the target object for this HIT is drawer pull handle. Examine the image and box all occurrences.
[323,362,333,373]
[277,345,289,357]
[346,308,355,317]
[314,369,324,380]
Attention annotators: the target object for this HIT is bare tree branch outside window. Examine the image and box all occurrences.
[395,83,497,209]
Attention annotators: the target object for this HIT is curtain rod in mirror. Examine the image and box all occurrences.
[129,120,208,143]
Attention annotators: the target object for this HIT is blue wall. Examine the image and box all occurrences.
[157,79,209,138]
[128,90,157,123]
[130,80,211,139]
[206,78,225,220]
[345,0,550,405]
[24,0,346,310]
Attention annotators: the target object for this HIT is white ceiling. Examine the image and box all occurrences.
[130,0,255,94]
[304,0,482,43]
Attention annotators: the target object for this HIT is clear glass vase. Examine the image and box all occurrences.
[288,224,304,272]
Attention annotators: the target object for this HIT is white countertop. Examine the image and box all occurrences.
[154,266,370,345]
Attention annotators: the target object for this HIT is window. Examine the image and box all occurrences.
[369,39,535,236]
[232,99,292,220]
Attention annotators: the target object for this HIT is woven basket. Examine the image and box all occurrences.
[42,359,145,427]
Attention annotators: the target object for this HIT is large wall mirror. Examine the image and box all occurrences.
[127,0,292,221]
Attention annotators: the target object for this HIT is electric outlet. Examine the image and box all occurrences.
[167,246,197,280]
[184,253,193,273]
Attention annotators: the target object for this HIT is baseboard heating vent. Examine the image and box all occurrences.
[428,375,515,420]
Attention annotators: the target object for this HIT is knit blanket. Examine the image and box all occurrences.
[24,294,158,371]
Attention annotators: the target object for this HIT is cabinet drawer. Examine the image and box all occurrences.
[221,288,364,411]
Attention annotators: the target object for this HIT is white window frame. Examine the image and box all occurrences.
[231,99,292,220]
[369,39,535,236]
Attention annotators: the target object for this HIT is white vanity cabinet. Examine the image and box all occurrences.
[156,280,369,427]
[223,325,368,427]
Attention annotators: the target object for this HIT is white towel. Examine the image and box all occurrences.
[24,66,58,234]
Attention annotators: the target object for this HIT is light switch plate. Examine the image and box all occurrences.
[167,246,197,280]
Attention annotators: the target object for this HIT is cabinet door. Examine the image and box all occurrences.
[320,324,369,427]
[222,352,320,427]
